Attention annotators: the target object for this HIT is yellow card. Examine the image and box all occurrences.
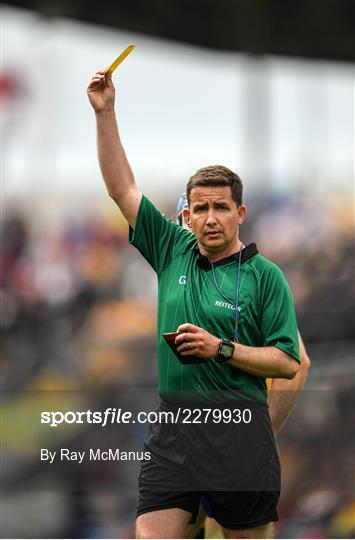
[107,45,136,73]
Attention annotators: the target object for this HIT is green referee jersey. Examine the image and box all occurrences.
[129,196,300,405]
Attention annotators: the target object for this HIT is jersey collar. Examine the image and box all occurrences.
[195,243,258,270]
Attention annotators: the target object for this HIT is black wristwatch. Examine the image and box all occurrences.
[215,339,235,363]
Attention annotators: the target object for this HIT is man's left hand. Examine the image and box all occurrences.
[175,323,220,358]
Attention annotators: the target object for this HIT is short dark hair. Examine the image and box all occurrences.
[186,165,243,207]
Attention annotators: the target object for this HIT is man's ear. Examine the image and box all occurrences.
[238,205,247,225]
[182,208,190,230]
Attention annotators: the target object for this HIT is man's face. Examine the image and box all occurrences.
[187,185,247,257]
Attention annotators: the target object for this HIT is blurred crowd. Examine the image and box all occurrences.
[2,189,354,538]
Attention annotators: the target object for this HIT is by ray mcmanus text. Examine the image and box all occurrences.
[40,448,151,463]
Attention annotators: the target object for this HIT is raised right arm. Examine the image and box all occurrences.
[87,69,142,228]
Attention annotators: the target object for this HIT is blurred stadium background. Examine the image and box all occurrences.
[1,1,354,538]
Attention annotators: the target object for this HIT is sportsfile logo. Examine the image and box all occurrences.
[215,300,241,312]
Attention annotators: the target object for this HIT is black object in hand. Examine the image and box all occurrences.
[162,332,204,364]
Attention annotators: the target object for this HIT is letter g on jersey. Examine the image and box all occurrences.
[179,275,187,285]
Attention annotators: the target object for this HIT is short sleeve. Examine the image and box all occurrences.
[260,264,300,363]
[129,195,193,274]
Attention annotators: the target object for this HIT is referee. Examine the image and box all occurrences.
[87,70,300,539]
[175,193,311,539]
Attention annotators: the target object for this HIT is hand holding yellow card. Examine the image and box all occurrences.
[107,45,136,74]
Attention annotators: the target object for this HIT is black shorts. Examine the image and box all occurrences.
[136,400,281,529]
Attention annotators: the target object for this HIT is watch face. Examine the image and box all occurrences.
[216,340,234,363]
[221,343,233,356]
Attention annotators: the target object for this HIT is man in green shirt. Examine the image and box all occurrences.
[87,69,300,539]
[175,192,310,539]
